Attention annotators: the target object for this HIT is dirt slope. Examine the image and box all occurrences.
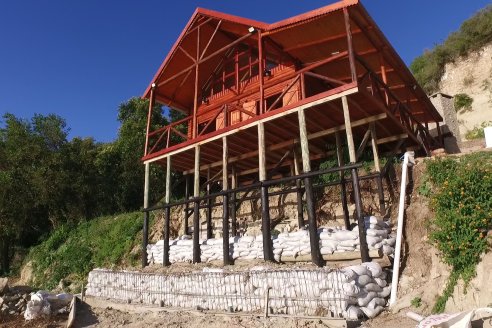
[439,43,492,140]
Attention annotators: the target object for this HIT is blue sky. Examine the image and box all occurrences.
[1,0,490,142]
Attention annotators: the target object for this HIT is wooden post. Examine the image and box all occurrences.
[193,145,201,263]
[335,132,351,230]
[342,96,356,163]
[351,168,370,262]
[258,30,265,114]
[343,8,357,83]
[163,156,171,266]
[222,136,231,265]
[298,108,323,267]
[293,149,304,228]
[206,168,213,239]
[142,162,150,268]
[144,84,156,156]
[258,122,274,262]
[184,174,190,235]
[231,165,238,236]
[192,28,200,139]
[370,123,386,215]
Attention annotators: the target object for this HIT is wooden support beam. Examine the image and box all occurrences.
[372,123,384,216]
[370,123,381,172]
[298,107,323,267]
[157,32,253,89]
[222,136,231,265]
[283,28,363,52]
[193,145,201,263]
[206,168,213,239]
[356,128,372,161]
[178,46,196,63]
[258,31,265,114]
[293,148,304,228]
[184,174,190,235]
[142,162,150,268]
[304,71,346,86]
[163,156,171,266]
[344,8,357,83]
[342,96,356,163]
[351,168,370,262]
[335,132,350,230]
[258,122,274,262]
[144,84,156,156]
[258,122,267,181]
[182,113,387,174]
[200,20,222,61]
[231,165,238,236]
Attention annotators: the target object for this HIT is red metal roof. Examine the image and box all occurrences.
[143,0,441,123]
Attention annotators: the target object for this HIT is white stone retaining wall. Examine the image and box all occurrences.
[86,263,390,319]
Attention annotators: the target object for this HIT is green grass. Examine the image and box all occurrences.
[422,152,492,312]
[26,211,145,290]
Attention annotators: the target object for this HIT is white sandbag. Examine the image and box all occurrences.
[339,239,360,247]
[362,262,383,278]
[342,282,361,297]
[374,277,387,288]
[383,245,395,255]
[378,286,391,298]
[176,239,193,246]
[346,265,369,277]
[357,291,377,307]
[356,274,372,286]
[320,239,338,248]
[320,246,334,255]
[364,283,382,293]
[366,216,382,225]
[366,229,388,237]
[334,230,358,241]
[361,305,384,318]
[366,297,386,309]
[345,305,364,320]
[384,237,396,246]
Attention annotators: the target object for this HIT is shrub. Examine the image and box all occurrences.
[27,212,144,290]
[423,152,492,312]
[454,93,473,112]
[411,6,492,94]
[411,296,422,308]
[465,121,492,140]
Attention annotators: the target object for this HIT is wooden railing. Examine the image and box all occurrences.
[355,55,441,154]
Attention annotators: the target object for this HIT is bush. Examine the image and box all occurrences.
[411,6,492,94]
[454,93,473,112]
[423,152,492,312]
[465,121,492,140]
[27,212,144,290]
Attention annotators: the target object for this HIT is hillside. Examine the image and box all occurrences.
[410,5,492,141]
[439,43,492,140]
[20,212,146,290]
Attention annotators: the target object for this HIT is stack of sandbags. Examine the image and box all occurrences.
[273,230,311,261]
[86,262,390,319]
[201,237,239,262]
[355,216,396,256]
[338,262,391,319]
[169,236,195,263]
[232,235,264,261]
[146,215,396,265]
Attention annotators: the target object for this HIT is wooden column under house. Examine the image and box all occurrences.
[140,0,443,267]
